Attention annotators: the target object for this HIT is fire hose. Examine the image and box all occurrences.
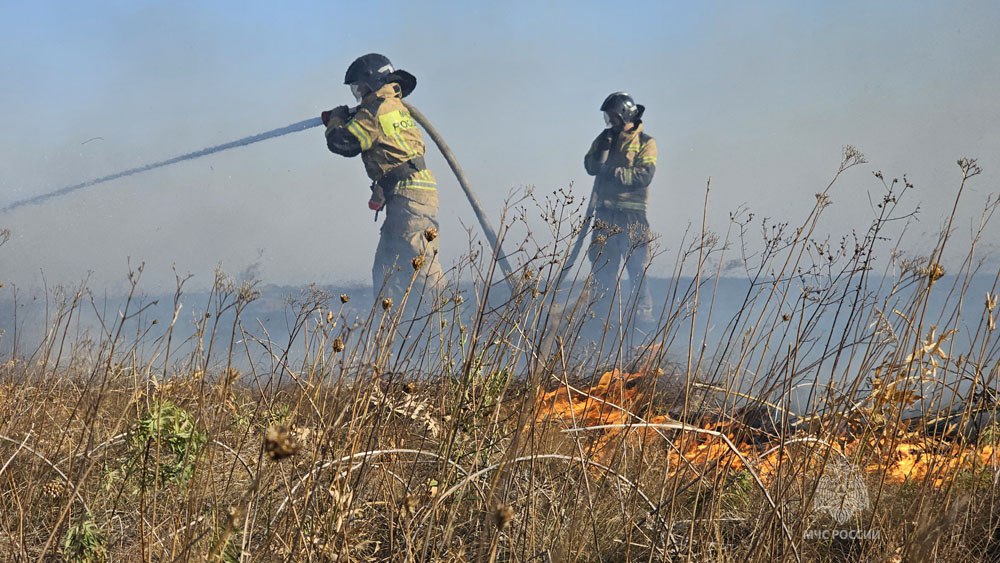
[1,105,514,283]
[403,102,513,281]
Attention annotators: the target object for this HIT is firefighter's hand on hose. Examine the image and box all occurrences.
[596,129,615,151]
[321,105,352,127]
[592,130,615,167]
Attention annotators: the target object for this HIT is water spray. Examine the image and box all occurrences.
[1,106,514,283]
[2,118,322,213]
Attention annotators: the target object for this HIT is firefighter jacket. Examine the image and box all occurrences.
[326,82,437,194]
[584,123,657,212]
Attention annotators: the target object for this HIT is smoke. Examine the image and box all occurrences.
[1,1,998,294]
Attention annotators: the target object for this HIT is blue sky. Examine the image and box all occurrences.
[1,1,998,291]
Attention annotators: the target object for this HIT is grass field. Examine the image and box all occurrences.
[1,151,998,561]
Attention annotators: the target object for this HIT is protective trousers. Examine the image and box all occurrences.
[587,208,653,319]
[373,188,445,306]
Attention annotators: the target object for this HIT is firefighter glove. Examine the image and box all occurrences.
[322,105,352,127]
[368,183,386,211]
[597,129,615,151]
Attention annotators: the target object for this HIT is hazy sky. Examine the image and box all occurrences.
[1,1,998,293]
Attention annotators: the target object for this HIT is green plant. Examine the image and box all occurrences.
[127,399,207,487]
[978,421,1000,446]
[723,470,756,511]
[954,465,994,492]
[62,516,107,563]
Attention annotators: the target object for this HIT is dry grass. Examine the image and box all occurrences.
[1,151,998,561]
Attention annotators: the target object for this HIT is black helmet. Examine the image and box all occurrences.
[600,92,645,126]
[344,53,417,97]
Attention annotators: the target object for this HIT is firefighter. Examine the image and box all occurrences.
[584,92,657,322]
[322,53,444,305]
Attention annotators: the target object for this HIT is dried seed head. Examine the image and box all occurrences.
[402,382,416,394]
[264,425,300,461]
[42,479,65,499]
[927,263,945,283]
[842,145,866,167]
[332,337,345,353]
[381,298,393,311]
[423,227,438,242]
[957,157,982,177]
[326,311,334,323]
[493,504,515,529]
[412,254,426,271]
[340,294,350,304]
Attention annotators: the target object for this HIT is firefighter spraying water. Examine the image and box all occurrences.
[322,53,445,303]
[1,53,513,295]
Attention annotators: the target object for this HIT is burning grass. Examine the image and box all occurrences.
[536,370,1000,487]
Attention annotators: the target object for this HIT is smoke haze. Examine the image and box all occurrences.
[2,1,998,293]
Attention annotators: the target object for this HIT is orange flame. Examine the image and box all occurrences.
[537,371,999,486]
[536,370,645,427]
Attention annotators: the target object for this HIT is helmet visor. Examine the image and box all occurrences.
[350,83,366,103]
